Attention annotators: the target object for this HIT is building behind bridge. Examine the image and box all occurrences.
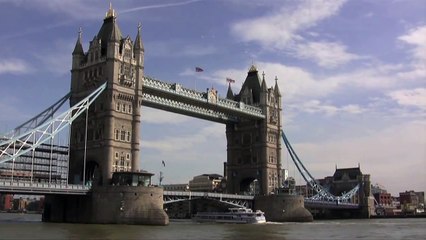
[399,190,425,215]
[295,166,373,212]
[162,174,224,193]
[0,140,68,184]
[188,174,224,192]
[0,194,44,213]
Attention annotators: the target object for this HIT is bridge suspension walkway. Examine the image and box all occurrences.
[281,130,360,205]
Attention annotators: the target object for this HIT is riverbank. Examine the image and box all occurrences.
[371,213,426,219]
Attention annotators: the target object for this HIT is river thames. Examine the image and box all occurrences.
[0,213,425,240]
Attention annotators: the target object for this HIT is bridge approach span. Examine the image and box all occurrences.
[0,180,89,195]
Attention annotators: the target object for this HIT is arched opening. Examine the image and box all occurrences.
[85,160,102,186]
[240,178,260,195]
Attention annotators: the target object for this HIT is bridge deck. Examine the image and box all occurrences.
[164,191,254,200]
[0,180,89,195]
[142,76,265,123]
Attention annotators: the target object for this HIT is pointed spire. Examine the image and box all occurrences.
[248,64,257,73]
[274,76,281,97]
[72,27,84,55]
[261,71,267,92]
[226,83,234,100]
[105,2,116,19]
[97,4,122,52]
[109,19,121,42]
[261,79,267,92]
[239,64,262,103]
[134,22,144,50]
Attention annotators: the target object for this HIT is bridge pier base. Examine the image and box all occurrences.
[43,186,169,225]
[254,194,313,222]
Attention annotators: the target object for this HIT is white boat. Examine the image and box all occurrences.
[192,208,266,224]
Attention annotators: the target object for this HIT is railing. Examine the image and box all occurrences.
[0,180,90,195]
[164,191,254,200]
[304,199,360,209]
[143,76,265,119]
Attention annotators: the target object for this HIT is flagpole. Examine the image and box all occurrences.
[195,67,204,91]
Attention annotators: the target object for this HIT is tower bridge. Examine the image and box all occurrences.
[0,5,371,224]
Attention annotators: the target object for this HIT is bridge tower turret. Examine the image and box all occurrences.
[69,5,144,185]
[226,65,282,195]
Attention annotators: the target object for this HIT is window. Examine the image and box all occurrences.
[127,131,131,142]
[126,153,130,160]
[124,49,132,59]
[115,129,119,140]
[122,104,126,113]
[116,102,120,111]
[120,130,126,141]
[128,105,132,114]
[115,152,119,159]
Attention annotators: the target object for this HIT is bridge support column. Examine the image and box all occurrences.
[254,194,313,222]
[43,186,169,225]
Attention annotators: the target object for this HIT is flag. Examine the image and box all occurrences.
[226,77,235,83]
[162,160,166,167]
[195,67,204,72]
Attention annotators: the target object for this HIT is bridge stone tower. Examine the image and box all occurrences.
[69,6,144,185]
[226,65,282,195]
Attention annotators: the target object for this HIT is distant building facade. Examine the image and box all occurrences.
[0,141,68,184]
[399,190,425,214]
[188,174,223,192]
[0,194,13,211]
[373,192,392,207]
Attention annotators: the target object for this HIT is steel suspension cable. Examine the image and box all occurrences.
[0,82,106,164]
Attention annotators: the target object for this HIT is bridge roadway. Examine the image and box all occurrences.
[0,181,359,209]
[142,76,265,123]
[163,191,360,209]
[0,180,89,195]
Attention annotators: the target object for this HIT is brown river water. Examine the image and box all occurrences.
[0,213,424,240]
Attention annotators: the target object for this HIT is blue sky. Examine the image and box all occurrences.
[0,0,424,195]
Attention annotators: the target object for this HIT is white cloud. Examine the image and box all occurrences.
[230,0,358,68]
[292,41,361,68]
[0,59,31,75]
[290,120,426,195]
[388,88,426,110]
[231,0,346,49]
[120,0,201,14]
[291,100,364,115]
[148,41,217,58]
[399,25,426,62]
[206,62,333,101]
[208,61,403,101]
[141,107,191,124]
[14,0,103,20]
[141,122,224,152]
[395,62,426,80]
